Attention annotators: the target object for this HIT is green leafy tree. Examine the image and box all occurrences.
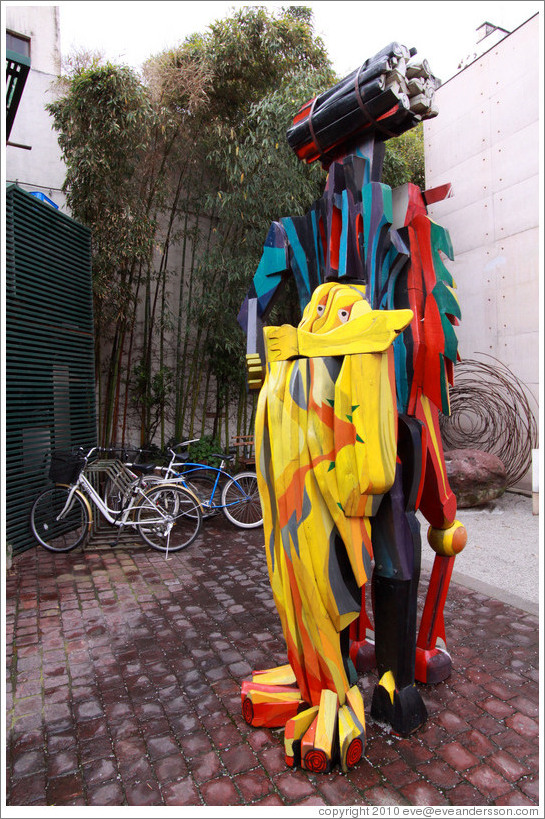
[383,123,425,189]
[157,5,334,443]
[200,70,333,438]
[48,54,211,446]
[48,5,424,450]
[47,6,333,448]
[47,62,154,330]
[182,5,331,128]
[48,62,156,444]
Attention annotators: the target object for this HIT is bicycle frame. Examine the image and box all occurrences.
[171,464,221,505]
[164,462,255,511]
[57,469,176,530]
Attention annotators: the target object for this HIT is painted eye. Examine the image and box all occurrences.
[316,304,325,316]
[338,308,350,323]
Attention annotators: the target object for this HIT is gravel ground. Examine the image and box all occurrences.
[418,490,540,615]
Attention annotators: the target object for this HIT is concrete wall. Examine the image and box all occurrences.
[423,15,540,486]
[6,5,68,212]
[424,14,539,395]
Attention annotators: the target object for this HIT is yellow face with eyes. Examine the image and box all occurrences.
[299,282,371,334]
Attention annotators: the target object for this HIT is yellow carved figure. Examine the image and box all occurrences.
[241,282,413,772]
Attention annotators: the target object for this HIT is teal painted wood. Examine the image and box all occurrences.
[6,49,31,139]
[5,186,97,555]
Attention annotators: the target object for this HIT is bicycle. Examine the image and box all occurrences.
[163,444,262,529]
[104,441,263,529]
[29,447,203,554]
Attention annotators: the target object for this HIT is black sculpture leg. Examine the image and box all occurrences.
[370,416,428,736]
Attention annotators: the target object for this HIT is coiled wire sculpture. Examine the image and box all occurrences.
[439,354,538,487]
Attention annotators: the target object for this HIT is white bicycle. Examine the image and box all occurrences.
[29,447,203,554]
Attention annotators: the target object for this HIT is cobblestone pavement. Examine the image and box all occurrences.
[4,514,540,809]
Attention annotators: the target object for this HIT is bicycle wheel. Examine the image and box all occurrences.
[183,471,221,518]
[136,484,202,552]
[221,471,263,529]
[30,486,91,552]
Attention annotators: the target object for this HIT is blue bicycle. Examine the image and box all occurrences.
[162,444,262,529]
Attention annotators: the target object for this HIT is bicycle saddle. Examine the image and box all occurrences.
[130,463,158,475]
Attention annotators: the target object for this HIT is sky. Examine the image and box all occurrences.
[53,0,542,84]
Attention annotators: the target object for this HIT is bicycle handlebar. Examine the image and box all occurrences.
[75,440,237,469]
[171,439,200,452]
[78,445,99,461]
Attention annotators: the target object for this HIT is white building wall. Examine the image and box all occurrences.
[424,14,540,400]
[423,15,540,488]
[6,5,68,212]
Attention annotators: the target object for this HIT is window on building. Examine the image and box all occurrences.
[6,31,31,61]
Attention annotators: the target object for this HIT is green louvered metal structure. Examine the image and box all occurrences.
[6,185,97,555]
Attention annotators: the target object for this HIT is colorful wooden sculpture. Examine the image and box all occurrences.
[239,43,467,772]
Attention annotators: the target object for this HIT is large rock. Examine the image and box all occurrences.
[444,449,507,508]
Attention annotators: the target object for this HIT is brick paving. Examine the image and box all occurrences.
[4,514,539,808]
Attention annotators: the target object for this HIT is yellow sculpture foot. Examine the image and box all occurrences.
[286,685,366,773]
[241,664,307,728]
